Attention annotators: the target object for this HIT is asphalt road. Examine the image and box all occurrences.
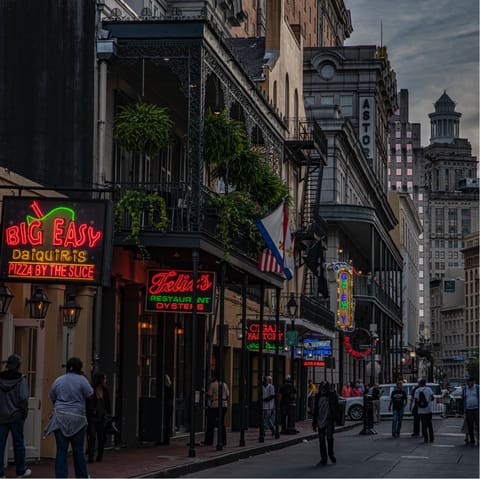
[183,417,478,478]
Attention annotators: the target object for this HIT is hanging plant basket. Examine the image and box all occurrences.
[114,101,174,156]
[115,190,168,260]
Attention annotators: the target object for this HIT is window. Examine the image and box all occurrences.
[396,168,402,175]
[340,95,353,115]
[407,168,413,176]
[320,95,334,105]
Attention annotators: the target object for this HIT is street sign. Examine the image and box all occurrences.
[286,330,298,346]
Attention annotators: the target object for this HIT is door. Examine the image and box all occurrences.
[9,318,45,461]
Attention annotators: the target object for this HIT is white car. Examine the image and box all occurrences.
[342,383,445,421]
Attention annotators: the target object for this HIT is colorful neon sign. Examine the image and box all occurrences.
[145,269,216,314]
[0,197,112,285]
[246,320,285,351]
[343,335,371,359]
[335,262,355,332]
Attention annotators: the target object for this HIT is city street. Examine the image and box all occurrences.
[184,417,479,478]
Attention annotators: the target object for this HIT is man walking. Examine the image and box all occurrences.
[312,381,338,465]
[203,371,229,446]
[0,354,31,478]
[462,375,479,445]
[278,375,295,433]
[414,378,434,443]
[262,376,275,436]
[388,380,407,437]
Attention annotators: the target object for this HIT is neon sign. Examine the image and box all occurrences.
[145,269,216,314]
[0,197,112,285]
[303,360,325,367]
[335,262,355,332]
[246,320,285,351]
[343,335,371,359]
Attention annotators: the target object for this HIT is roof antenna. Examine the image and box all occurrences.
[380,20,383,47]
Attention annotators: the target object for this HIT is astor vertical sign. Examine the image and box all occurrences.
[0,197,112,285]
[359,96,375,162]
[145,269,216,314]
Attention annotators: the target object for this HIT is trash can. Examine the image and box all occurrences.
[336,398,346,426]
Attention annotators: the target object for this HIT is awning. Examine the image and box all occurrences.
[280,316,336,339]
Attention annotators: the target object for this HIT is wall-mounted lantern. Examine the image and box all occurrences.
[0,285,14,314]
[27,288,51,319]
[60,294,82,328]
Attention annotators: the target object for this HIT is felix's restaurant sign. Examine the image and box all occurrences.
[0,197,112,285]
[246,320,284,351]
[145,269,216,314]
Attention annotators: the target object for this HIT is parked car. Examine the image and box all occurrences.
[342,382,445,421]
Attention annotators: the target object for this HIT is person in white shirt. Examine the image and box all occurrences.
[414,378,434,443]
[262,376,276,436]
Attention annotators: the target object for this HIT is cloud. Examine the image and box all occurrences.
[344,0,479,158]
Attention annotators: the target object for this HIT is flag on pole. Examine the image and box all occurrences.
[256,202,295,280]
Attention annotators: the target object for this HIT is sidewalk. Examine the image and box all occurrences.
[6,420,361,478]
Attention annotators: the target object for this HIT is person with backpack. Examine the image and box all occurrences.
[462,375,479,445]
[388,380,407,437]
[414,378,435,443]
[410,380,421,436]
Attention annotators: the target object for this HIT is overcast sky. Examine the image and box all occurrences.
[344,0,479,160]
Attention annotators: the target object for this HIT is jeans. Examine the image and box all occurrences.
[0,419,28,477]
[54,427,89,478]
[204,407,226,446]
[465,408,478,444]
[318,421,335,462]
[392,408,404,434]
[412,406,420,435]
[263,409,275,433]
[420,412,434,442]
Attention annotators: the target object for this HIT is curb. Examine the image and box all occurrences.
[136,422,361,478]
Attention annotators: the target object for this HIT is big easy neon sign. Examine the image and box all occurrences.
[0,197,112,285]
[145,269,216,314]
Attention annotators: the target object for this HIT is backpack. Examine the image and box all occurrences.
[418,390,428,408]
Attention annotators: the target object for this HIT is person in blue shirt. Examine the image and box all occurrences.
[44,357,94,478]
[462,375,479,445]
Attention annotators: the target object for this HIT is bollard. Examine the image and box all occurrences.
[359,394,377,435]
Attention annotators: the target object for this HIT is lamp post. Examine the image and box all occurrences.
[286,293,298,434]
[410,351,417,382]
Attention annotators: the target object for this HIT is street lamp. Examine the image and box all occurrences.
[286,293,298,434]
[410,351,417,381]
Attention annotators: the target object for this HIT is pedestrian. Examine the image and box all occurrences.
[312,381,338,466]
[44,357,94,478]
[0,354,31,479]
[462,375,479,446]
[161,374,174,445]
[370,383,382,423]
[341,382,352,398]
[307,379,316,418]
[86,372,111,463]
[262,376,275,436]
[202,371,229,446]
[279,375,295,433]
[351,382,363,397]
[388,380,407,437]
[414,378,434,443]
[410,379,421,436]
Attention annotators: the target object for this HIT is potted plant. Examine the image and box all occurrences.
[115,190,168,259]
[113,100,174,155]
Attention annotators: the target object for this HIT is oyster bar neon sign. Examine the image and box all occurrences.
[0,197,111,285]
[145,269,216,314]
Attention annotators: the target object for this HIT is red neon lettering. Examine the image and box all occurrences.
[149,271,213,295]
[53,218,65,246]
[5,221,44,246]
[154,302,204,311]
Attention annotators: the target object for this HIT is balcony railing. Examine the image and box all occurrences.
[353,275,401,318]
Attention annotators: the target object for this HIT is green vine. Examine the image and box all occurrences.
[115,190,168,259]
[114,101,174,155]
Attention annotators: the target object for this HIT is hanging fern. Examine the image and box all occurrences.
[115,190,168,260]
[114,101,174,155]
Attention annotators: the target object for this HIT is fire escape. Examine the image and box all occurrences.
[284,119,334,331]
